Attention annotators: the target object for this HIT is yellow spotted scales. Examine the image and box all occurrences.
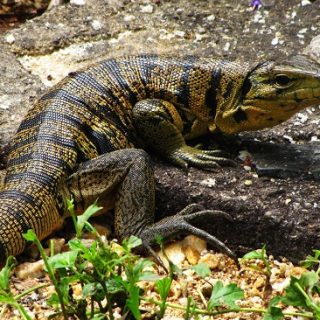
[0,54,320,261]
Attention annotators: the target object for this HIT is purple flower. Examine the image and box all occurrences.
[250,0,262,9]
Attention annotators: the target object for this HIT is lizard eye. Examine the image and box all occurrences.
[274,74,291,87]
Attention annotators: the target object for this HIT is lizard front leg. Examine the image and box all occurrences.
[133,99,233,169]
[64,148,235,260]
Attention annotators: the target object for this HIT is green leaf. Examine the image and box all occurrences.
[299,271,319,290]
[48,251,78,269]
[0,256,16,291]
[263,306,284,320]
[208,281,244,310]
[83,282,105,301]
[154,234,164,246]
[82,283,96,298]
[282,273,320,315]
[47,292,61,307]
[123,236,142,252]
[302,250,320,269]
[269,296,282,307]
[281,276,308,308]
[68,238,89,252]
[66,198,75,214]
[105,277,126,295]
[138,272,160,281]
[192,263,211,278]
[91,314,106,320]
[264,297,284,320]
[242,248,264,260]
[0,293,15,304]
[126,285,141,320]
[22,229,38,243]
[155,277,172,301]
[76,202,102,234]
[125,258,153,285]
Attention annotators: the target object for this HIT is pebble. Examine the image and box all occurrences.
[182,235,206,265]
[223,42,231,51]
[301,0,311,6]
[5,34,15,44]
[244,179,253,186]
[123,14,135,22]
[199,253,219,269]
[15,260,45,280]
[70,0,86,5]
[200,178,216,187]
[271,37,279,46]
[178,297,188,306]
[91,20,102,31]
[272,277,290,292]
[206,14,215,21]
[298,28,308,34]
[294,112,308,124]
[140,4,154,13]
[0,95,11,110]
[201,282,212,297]
[159,242,185,267]
[197,26,206,34]
[174,30,186,38]
[238,150,252,161]
[171,280,183,299]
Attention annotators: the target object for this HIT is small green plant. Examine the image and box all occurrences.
[23,200,159,320]
[241,246,320,320]
[0,256,32,320]
[242,244,271,277]
[2,201,320,319]
[0,256,47,319]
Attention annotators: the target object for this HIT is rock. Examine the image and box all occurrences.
[159,242,185,267]
[199,253,219,269]
[182,235,207,265]
[304,34,320,62]
[15,260,45,280]
[140,4,153,14]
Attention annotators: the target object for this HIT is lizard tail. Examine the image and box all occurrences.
[0,186,63,260]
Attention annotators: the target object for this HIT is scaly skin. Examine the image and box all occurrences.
[0,54,319,261]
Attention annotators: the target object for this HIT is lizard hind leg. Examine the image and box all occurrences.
[65,148,155,238]
[65,148,235,262]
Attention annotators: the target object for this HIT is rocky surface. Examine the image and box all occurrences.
[0,0,320,263]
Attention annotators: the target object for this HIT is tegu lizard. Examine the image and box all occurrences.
[0,54,319,261]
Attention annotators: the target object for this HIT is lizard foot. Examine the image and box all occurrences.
[140,203,236,264]
[168,145,236,170]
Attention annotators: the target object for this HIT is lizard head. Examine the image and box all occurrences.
[213,55,320,134]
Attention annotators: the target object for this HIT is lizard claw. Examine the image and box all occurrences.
[139,204,237,263]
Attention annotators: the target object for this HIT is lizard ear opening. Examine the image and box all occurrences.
[242,77,252,96]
